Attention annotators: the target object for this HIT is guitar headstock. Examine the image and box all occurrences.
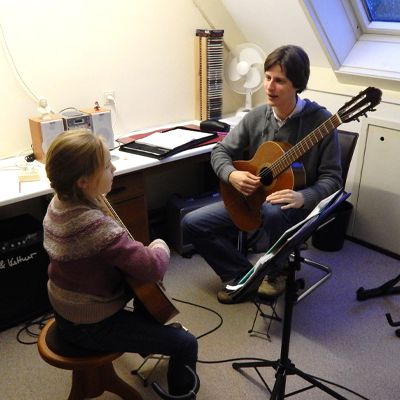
[338,87,382,123]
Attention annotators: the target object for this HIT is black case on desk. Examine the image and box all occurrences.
[119,126,217,159]
[0,214,51,331]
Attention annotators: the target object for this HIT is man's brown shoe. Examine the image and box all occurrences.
[257,275,286,298]
[217,289,237,304]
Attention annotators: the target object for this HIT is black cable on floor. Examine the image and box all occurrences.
[172,297,273,365]
[172,296,371,399]
[15,312,53,345]
[198,356,271,364]
[172,297,223,340]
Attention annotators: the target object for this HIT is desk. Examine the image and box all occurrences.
[107,144,215,244]
[0,123,217,245]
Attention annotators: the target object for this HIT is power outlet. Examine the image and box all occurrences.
[103,91,116,105]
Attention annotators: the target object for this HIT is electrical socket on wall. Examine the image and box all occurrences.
[103,91,116,105]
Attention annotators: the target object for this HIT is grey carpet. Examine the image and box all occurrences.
[1,239,399,399]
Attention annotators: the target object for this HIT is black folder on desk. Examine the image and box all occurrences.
[119,126,218,159]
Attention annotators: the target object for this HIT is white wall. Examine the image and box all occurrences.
[2,0,400,198]
[0,0,245,158]
[221,0,330,67]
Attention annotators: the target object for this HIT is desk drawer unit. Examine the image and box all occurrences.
[107,171,150,244]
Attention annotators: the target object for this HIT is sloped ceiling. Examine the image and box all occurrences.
[221,0,331,68]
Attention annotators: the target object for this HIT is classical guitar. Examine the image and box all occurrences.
[220,86,382,232]
[99,195,179,324]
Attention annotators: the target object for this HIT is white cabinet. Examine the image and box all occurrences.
[352,119,400,255]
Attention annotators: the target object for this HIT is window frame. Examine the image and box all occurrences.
[350,0,400,34]
[300,0,400,82]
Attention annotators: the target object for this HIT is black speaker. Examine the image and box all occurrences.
[0,214,51,331]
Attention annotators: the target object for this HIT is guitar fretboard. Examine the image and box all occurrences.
[267,113,342,179]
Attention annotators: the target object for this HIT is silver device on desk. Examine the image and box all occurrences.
[63,108,115,149]
[62,110,91,131]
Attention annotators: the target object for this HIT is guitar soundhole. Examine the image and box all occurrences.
[259,167,273,186]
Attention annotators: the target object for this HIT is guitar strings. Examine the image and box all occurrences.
[258,114,341,181]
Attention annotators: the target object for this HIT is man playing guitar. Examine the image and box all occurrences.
[182,44,342,304]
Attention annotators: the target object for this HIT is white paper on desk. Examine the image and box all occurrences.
[135,128,213,150]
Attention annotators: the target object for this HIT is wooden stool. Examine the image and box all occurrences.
[37,318,142,400]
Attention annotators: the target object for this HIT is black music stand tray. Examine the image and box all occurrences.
[227,189,351,399]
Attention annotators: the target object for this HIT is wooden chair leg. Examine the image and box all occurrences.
[68,370,87,400]
[68,362,142,400]
[101,363,143,400]
[69,368,103,400]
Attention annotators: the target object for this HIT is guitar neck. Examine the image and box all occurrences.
[270,113,342,178]
[99,194,179,323]
[99,195,134,240]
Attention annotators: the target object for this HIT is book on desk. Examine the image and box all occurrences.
[118,126,220,159]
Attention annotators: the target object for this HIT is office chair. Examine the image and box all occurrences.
[239,130,359,332]
[311,130,359,251]
[298,129,359,297]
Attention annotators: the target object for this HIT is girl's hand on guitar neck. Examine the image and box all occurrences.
[229,170,261,197]
[266,189,305,210]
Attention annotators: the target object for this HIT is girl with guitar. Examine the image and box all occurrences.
[182,45,343,304]
[43,130,198,397]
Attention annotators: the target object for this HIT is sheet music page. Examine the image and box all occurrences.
[135,128,213,150]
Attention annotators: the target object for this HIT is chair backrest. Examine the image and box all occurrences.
[337,130,359,185]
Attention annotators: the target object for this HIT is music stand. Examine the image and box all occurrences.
[227,189,351,399]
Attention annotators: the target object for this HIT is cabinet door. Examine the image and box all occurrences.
[107,171,150,245]
[353,124,400,255]
[111,196,149,244]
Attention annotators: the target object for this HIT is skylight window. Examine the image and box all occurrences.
[363,0,400,23]
[301,0,400,82]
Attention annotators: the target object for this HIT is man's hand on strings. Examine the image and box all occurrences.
[266,189,305,209]
[229,170,261,196]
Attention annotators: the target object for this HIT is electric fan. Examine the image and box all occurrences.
[225,43,266,117]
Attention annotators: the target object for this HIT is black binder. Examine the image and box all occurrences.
[119,126,218,159]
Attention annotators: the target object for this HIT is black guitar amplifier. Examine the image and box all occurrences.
[0,214,51,331]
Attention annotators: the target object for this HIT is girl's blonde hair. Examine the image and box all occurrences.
[45,129,106,203]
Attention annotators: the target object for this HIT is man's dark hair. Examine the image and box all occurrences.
[264,45,310,93]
